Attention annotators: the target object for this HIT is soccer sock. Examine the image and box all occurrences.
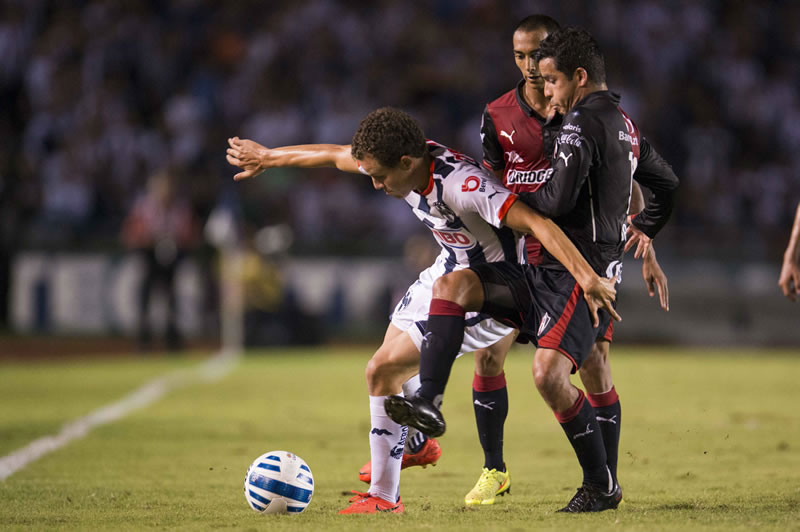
[401,374,427,453]
[368,395,407,503]
[588,386,621,484]
[555,389,612,491]
[473,372,508,471]
[418,299,466,402]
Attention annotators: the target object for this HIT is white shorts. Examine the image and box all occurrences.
[390,264,516,356]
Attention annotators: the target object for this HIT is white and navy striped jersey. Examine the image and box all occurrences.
[406,141,526,276]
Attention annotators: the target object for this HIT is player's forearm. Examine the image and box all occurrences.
[630,181,645,215]
[264,144,355,172]
[504,202,595,288]
[784,202,800,261]
[533,217,596,288]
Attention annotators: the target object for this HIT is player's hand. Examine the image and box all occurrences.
[642,248,669,311]
[227,137,268,181]
[583,275,621,328]
[625,223,651,259]
[778,256,800,302]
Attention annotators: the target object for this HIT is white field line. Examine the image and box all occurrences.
[0,350,240,481]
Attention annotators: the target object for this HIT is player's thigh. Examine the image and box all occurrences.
[432,268,485,310]
[470,262,531,330]
[474,330,518,376]
[382,322,406,344]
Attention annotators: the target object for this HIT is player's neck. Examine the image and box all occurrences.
[413,152,433,192]
[571,82,609,107]
[523,83,550,119]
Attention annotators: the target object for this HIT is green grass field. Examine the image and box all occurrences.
[1,346,799,531]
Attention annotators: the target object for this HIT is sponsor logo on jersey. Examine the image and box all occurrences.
[558,152,573,166]
[562,123,582,132]
[431,229,477,249]
[618,130,639,145]
[506,168,554,185]
[558,132,582,146]
[500,129,516,144]
[461,175,485,192]
[505,150,524,164]
[371,428,393,436]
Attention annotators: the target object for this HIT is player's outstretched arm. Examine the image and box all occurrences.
[779,201,800,301]
[226,137,359,180]
[502,200,621,326]
[627,182,668,310]
[641,246,669,311]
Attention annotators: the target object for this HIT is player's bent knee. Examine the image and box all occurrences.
[365,344,419,391]
[532,351,570,394]
[474,348,504,376]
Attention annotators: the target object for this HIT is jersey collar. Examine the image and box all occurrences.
[418,160,435,196]
[515,79,547,122]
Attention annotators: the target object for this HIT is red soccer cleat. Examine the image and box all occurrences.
[358,437,442,483]
[338,492,404,514]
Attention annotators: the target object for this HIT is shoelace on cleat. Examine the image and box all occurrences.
[475,469,500,491]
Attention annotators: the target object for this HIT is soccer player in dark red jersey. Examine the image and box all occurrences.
[385,26,679,513]
[463,15,669,506]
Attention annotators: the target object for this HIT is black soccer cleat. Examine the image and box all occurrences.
[556,483,623,513]
[384,395,446,437]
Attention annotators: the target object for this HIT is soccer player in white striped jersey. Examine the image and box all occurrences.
[226,106,619,514]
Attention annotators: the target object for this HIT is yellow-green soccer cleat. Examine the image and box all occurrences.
[464,467,511,506]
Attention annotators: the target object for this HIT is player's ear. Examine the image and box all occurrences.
[575,67,589,87]
[399,155,414,170]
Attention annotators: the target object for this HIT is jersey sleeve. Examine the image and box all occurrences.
[517,110,595,217]
[445,170,517,228]
[480,105,505,171]
[631,137,679,238]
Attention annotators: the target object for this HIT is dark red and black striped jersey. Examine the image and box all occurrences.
[481,80,561,263]
[520,91,679,279]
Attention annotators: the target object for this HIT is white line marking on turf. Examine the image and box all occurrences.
[0,350,240,481]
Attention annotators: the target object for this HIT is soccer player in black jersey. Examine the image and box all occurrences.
[464,15,670,506]
[386,26,679,513]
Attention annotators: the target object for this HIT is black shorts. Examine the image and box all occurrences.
[470,262,614,372]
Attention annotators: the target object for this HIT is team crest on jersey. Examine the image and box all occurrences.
[432,201,457,223]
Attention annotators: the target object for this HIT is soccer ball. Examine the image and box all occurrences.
[244,451,314,514]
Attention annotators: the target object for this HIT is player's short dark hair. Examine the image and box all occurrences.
[536,26,606,84]
[515,14,560,35]
[351,107,426,168]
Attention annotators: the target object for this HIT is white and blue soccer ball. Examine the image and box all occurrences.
[244,451,314,514]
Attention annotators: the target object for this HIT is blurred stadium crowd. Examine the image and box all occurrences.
[1,0,799,329]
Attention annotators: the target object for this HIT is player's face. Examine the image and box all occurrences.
[539,57,580,114]
[357,154,424,199]
[513,28,549,91]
